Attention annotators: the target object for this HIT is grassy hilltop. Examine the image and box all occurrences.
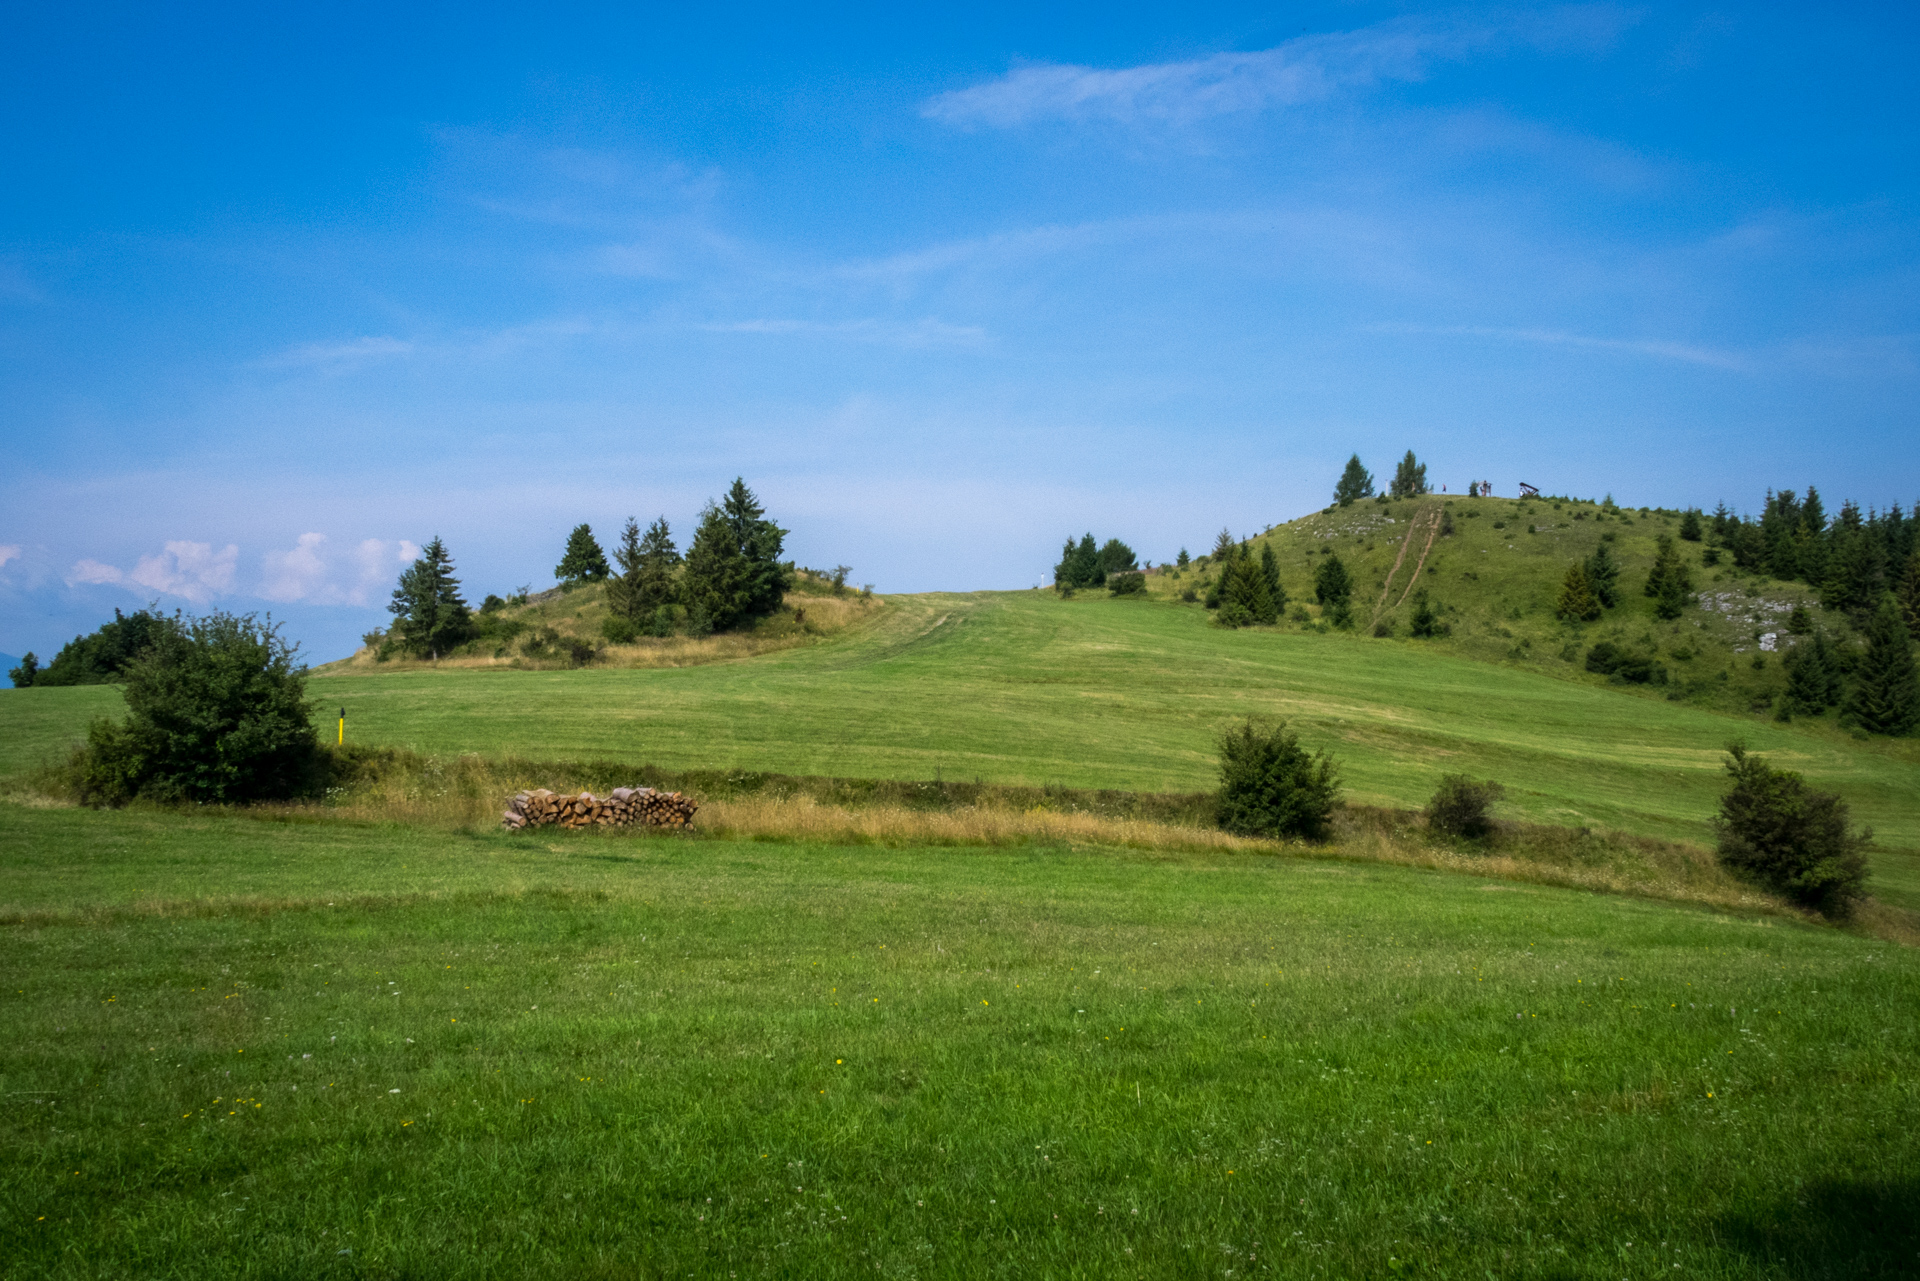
[1146,491,1827,719]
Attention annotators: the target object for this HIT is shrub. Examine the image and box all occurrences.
[1108,570,1146,596]
[1586,641,1664,684]
[71,611,318,806]
[1426,775,1505,840]
[1408,591,1446,638]
[1215,718,1340,840]
[1372,618,1395,638]
[1713,744,1871,917]
[601,615,639,644]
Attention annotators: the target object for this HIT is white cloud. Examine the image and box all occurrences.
[129,542,240,603]
[260,532,330,602]
[923,8,1632,129]
[1368,322,1749,371]
[0,544,20,570]
[68,559,125,587]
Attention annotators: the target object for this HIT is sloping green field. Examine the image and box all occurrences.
[2,805,1917,1278]
[6,590,1915,905]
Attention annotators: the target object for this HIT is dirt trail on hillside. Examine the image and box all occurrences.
[1372,505,1442,621]
[1395,509,1444,608]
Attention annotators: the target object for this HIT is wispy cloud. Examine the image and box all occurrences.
[68,541,240,603]
[267,335,416,371]
[1370,322,1748,370]
[923,8,1633,129]
[696,317,991,349]
[0,545,20,570]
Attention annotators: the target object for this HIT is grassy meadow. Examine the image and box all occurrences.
[3,804,1918,1278]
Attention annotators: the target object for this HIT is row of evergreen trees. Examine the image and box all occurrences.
[384,478,791,658]
[1706,487,1920,624]
[1776,598,1919,736]
[1334,451,1430,506]
[1053,535,1142,594]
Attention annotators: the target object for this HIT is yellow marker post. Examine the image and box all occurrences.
[338,707,345,746]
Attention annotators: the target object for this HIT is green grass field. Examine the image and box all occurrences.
[6,589,1916,907]
[4,804,1917,1278]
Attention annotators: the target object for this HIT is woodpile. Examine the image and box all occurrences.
[501,787,697,832]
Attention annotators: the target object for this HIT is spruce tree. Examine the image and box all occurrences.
[681,479,791,632]
[389,536,474,659]
[1211,528,1237,562]
[1583,542,1621,609]
[1175,548,1191,570]
[1898,550,1920,640]
[1098,538,1138,576]
[1678,508,1703,541]
[1334,454,1374,506]
[1408,591,1444,638]
[1844,595,1920,736]
[1644,535,1693,620]
[606,517,646,623]
[1314,552,1353,622]
[636,517,681,615]
[1388,450,1429,499]
[1215,549,1255,628]
[1259,543,1287,618]
[1054,534,1104,590]
[1556,562,1602,622]
[1783,629,1842,715]
[555,524,610,584]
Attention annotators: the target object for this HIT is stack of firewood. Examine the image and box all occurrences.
[500,787,697,831]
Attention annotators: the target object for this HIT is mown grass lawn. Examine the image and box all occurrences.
[3,804,1916,1278]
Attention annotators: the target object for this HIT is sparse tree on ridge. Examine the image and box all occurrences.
[389,537,474,660]
[1054,534,1104,591]
[1556,562,1602,622]
[1388,451,1429,499]
[555,524,611,585]
[1176,548,1191,570]
[681,478,791,633]
[1212,528,1237,561]
[1844,595,1920,736]
[1679,508,1704,542]
[1334,454,1375,506]
[1098,538,1138,576]
[606,518,647,624]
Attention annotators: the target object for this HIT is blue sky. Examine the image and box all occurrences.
[2,2,1917,664]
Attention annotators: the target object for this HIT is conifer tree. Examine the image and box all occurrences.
[1583,542,1621,609]
[1898,550,1920,640]
[389,536,474,659]
[1211,528,1237,561]
[555,524,610,585]
[635,517,681,616]
[1844,595,1920,736]
[1097,538,1138,576]
[1408,591,1444,638]
[1054,533,1104,590]
[1783,629,1842,715]
[606,517,646,623]
[681,478,791,632]
[1314,552,1353,625]
[1678,508,1703,542]
[1334,454,1374,506]
[1215,548,1256,628]
[1644,534,1694,620]
[1556,562,1602,622]
[1388,450,1429,499]
[1176,548,1191,570]
[1259,543,1287,617]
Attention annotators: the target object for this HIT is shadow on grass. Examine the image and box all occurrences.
[1715,1176,1920,1278]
